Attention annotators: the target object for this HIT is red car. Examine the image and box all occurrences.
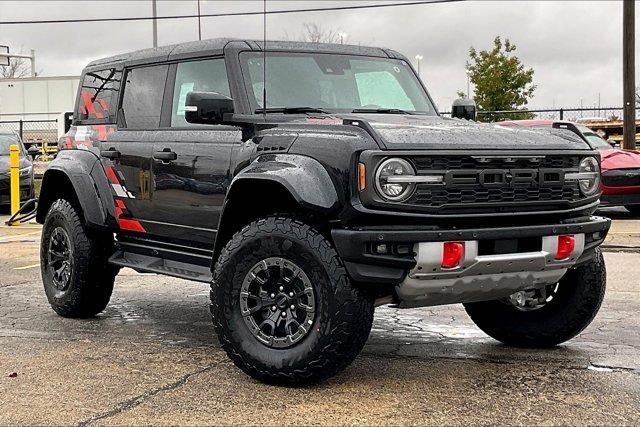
[498,120,640,216]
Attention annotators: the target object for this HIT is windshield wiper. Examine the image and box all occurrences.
[351,108,415,115]
[254,107,329,114]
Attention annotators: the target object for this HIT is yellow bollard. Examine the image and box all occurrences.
[9,144,20,226]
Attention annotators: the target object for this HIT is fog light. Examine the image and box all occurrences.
[442,242,464,268]
[556,235,575,260]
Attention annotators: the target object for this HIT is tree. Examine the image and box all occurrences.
[0,53,32,78]
[462,36,536,122]
[636,86,640,108]
[285,23,346,44]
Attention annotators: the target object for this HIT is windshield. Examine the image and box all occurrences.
[577,125,612,149]
[0,134,24,156]
[240,52,436,115]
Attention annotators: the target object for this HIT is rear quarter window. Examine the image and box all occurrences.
[77,68,122,124]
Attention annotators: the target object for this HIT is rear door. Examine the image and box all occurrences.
[148,57,241,246]
[103,63,169,235]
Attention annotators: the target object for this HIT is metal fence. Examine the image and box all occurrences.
[0,119,58,149]
[440,107,639,122]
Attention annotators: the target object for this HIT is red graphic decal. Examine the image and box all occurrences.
[105,166,120,185]
[80,90,104,119]
[113,199,146,233]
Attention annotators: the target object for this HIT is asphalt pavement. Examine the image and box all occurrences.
[0,209,638,425]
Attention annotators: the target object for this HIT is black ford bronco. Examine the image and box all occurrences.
[37,39,610,385]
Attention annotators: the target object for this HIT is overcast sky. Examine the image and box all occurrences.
[0,0,637,110]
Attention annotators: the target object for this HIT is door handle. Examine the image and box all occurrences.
[101,148,121,159]
[153,149,177,162]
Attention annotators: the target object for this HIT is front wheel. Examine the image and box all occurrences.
[464,249,606,348]
[211,217,374,385]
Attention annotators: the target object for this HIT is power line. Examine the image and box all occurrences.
[0,0,464,26]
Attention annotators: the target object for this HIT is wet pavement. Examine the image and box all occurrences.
[0,211,639,425]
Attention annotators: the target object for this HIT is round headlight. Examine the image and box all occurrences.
[375,158,416,201]
[578,156,600,196]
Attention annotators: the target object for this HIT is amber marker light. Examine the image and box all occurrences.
[358,163,367,191]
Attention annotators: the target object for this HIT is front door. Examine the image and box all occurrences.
[147,57,240,246]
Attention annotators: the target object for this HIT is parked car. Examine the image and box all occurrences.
[0,130,35,209]
[36,39,610,385]
[498,119,640,216]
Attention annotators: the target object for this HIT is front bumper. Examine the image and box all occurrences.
[331,216,611,307]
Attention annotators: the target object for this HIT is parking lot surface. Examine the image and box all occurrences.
[0,210,639,425]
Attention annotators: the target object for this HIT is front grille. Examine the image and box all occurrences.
[601,169,640,187]
[404,155,584,212]
[413,155,580,172]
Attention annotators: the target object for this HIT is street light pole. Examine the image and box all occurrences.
[197,0,202,41]
[623,0,636,150]
[414,54,423,76]
[152,0,158,48]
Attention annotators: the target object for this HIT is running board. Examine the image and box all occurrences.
[109,250,212,283]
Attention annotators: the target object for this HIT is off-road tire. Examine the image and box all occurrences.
[211,216,374,385]
[41,198,116,318]
[625,205,640,217]
[463,249,606,348]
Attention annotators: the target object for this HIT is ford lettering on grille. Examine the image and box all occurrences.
[444,168,565,188]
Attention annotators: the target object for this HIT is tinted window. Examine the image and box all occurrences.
[77,68,122,123]
[121,65,168,129]
[171,58,230,127]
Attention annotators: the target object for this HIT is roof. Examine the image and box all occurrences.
[86,38,394,69]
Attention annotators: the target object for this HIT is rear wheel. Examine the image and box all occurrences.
[41,198,117,318]
[211,216,374,385]
[625,205,640,216]
[464,249,606,348]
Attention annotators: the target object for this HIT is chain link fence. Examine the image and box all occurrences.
[440,107,637,122]
[0,119,59,177]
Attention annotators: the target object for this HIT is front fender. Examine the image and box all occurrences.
[37,150,115,229]
[230,153,339,211]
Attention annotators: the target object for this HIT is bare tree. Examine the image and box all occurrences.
[0,52,32,78]
[283,23,348,44]
[636,85,640,107]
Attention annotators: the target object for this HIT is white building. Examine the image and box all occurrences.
[0,75,79,121]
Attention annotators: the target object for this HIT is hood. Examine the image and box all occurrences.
[600,147,640,171]
[0,156,31,174]
[349,114,591,151]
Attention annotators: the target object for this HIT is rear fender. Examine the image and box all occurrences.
[36,149,116,229]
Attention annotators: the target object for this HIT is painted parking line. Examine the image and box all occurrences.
[14,263,40,270]
[0,230,42,241]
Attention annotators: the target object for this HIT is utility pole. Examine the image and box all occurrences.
[197,0,202,41]
[623,0,636,150]
[152,0,158,48]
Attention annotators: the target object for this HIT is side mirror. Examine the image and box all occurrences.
[27,145,40,160]
[185,91,234,125]
[451,98,476,121]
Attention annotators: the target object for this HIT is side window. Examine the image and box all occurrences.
[171,58,230,127]
[77,68,121,123]
[120,64,168,129]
